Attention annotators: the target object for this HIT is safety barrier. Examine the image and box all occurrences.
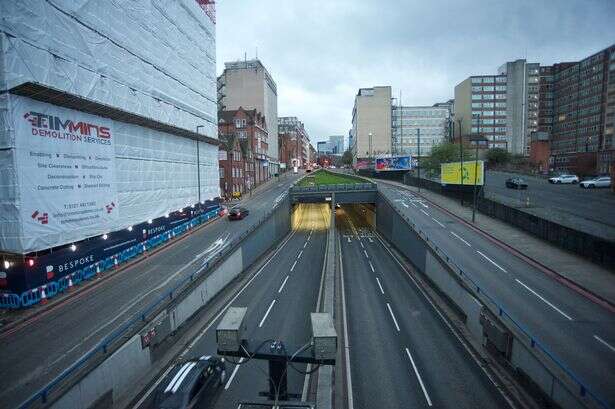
[0,208,221,310]
[379,193,611,409]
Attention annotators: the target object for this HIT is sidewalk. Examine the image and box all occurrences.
[375,179,615,304]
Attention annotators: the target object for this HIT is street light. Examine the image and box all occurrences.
[196,125,204,203]
[368,132,373,169]
[453,115,464,206]
[471,114,481,223]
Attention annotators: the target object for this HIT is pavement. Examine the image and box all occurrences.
[0,172,302,409]
[483,170,615,241]
[374,181,615,408]
[337,204,510,408]
[135,203,330,409]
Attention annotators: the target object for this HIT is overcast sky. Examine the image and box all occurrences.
[216,0,615,147]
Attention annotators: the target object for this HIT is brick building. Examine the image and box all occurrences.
[278,116,311,169]
[218,107,269,197]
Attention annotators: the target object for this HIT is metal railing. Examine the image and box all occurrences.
[290,182,376,193]
[380,192,611,409]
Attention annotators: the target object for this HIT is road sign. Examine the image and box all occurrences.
[441,161,484,185]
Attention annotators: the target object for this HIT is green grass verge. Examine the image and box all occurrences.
[297,169,366,186]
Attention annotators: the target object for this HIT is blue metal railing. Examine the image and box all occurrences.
[382,194,611,409]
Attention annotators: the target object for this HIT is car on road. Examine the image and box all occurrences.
[505,177,528,189]
[153,356,226,409]
[228,207,249,220]
[580,176,611,189]
[548,174,579,184]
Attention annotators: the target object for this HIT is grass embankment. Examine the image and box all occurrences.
[297,170,365,187]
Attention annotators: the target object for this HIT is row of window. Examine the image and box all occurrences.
[471,110,507,116]
[472,94,507,100]
[471,76,507,84]
[471,102,507,108]
[471,126,507,133]
[471,86,507,92]
[393,109,449,118]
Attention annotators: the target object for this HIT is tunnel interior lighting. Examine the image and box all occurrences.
[127,226,133,232]
[165,213,169,218]
[147,219,153,224]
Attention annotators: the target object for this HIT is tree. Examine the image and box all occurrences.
[485,148,510,166]
[342,149,353,166]
[422,142,473,175]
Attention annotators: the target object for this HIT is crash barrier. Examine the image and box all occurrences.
[0,208,221,309]
[376,193,610,409]
[18,195,291,409]
[290,182,376,193]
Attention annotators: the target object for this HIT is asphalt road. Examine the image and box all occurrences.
[337,204,509,409]
[377,182,615,408]
[0,173,301,409]
[135,203,329,409]
[484,170,615,237]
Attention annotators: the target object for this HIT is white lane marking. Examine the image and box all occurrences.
[360,241,364,248]
[386,303,400,332]
[297,250,303,259]
[402,203,409,208]
[224,358,245,389]
[259,299,276,327]
[405,347,433,406]
[347,237,351,243]
[515,279,573,321]
[368,237,373,243]
[278,275,289,293]
[303,241,307,248]
[476,250,508,273]
[290,260,298,272]
[363,249,369,259]
[431,218,445,228]
[376,277,385,294]
[450,231,471,247]
[420,202,428,209]
[339,237,354,409]
[369,261,375,272]
[411,202,418,208]
[594,335,615,353]
[420,209,429,216]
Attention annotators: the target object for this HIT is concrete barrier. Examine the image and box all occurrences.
[376,193,603,409]
[40,196,292,409]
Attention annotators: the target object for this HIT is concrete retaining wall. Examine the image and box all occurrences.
[376,193,597,409]
[49,196,292,409]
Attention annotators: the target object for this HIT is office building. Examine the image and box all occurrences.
[351,86,392,162]
[218,59,279,175]
[317,141,334,155]
[328,135,345,154]
[392,106,451,156]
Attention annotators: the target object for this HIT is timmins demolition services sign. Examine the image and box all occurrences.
[13,96,119,249]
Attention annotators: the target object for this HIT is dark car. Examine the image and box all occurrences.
[505,177,528,189]
[153,356,226,409]
[228,207,249,220]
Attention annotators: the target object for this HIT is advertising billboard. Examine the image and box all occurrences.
[441,161,485,185]
[355,158,370,169]
[375,156,412,171]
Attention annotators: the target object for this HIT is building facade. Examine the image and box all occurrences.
[392,106,450,156]
[328,135,345,154]
[317,141,333,155]
[351,86,392,162]
[278,116,311,168]
[218,59,279,175]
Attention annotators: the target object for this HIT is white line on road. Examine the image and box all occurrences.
[402,202,409,208]
[369,261,375,272]
[386,303,400,332]
[515,279,573,320]
[450,231,471,247]
[360,241,364,248]
[411,202,418,208]
[339,236,354,409]
[290,260,298,272]
[431,218,445,228]
[476,250,507,273]
[297,250,303,259]
[224,358,245,389]
[376,277,385,294]
[363,249,369,259]
[368,237,373,243]
[594,335,615,353]
[347,237,351,243]
[259,299,276,327]
[405,347,433,406]
[420,209,429,216]
[420,202,428,209]
[303,241,307,248]
[278,275,289,293]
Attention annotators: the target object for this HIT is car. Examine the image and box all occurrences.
[505,177,528,189]
[153,356,226,409]
[228,207,249,220]
[548,174,579,184]
[580,176,611,189]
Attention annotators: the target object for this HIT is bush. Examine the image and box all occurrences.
[486,148,511,166]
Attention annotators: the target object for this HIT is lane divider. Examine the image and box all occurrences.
[594,335,615,353]
[450,231,471,247]
[515,279,573,321]
[376,277,385,295]
[259,299,276,328]
[476,250,508,273]
[386,303,400,332]
[278,275,290,293]
[405,347,433,407]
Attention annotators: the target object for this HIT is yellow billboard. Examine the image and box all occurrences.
[441,161,484,185]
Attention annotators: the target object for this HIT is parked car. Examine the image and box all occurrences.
[153,356,226,409]
[548,174,579,184]
[228,207,249,220]
[580,176,611,189]
[505,177,528,189]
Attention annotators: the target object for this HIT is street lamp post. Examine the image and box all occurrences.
[368,132,373,169]
[196,125,204,203]
[455,117,464,205]
[417,128,421,192]
[471,114,481,223]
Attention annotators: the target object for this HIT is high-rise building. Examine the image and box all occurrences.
[547,45,615,174]
[218,59,279,175]
[328,135,345,154]
[278,117,310,168]
[351,86,392,162]
[392,106,450,156]
[317,141,333,155]
[454,74,509,150]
